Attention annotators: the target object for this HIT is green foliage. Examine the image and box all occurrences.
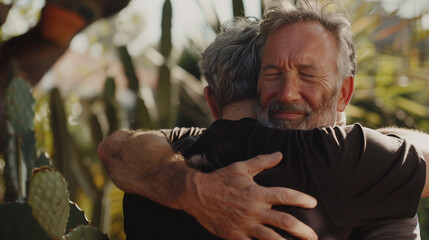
[67,201,90,233]
[157,64,172,128]
[1,76,110,238]
[102,77,119,136]
[5,77,34,135]
[35,153,52,168]
[118,46,139,92]
[4,77,37,200]
[49,88,77,191]
[233,0,245,17]
[343,0,429,236]
[0,167,103,240]
[160,0,172,59]
[157,0,175,128]
[118,46,153,130]
[2,0,429,239]
[177,46,202,80]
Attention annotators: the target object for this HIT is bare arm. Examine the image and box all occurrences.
[377,127,429,198]
[98,129,318,240]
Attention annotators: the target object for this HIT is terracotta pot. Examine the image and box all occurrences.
[41,5,87,46]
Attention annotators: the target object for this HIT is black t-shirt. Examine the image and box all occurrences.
[123,127,219,240]
[123,119,425,239]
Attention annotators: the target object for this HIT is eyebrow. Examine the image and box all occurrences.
[260,64,282,71]
[261,63,319,71]
[297,64,319,71]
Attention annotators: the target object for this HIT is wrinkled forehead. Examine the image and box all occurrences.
[261,23,339,70]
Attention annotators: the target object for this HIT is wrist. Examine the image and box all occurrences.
[173,158,203,212]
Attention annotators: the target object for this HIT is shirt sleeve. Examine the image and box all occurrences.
[187,118,426,226]
[161,127,206,144]
[332,126,426,226]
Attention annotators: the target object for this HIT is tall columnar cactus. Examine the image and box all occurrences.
[118,46,153,129]
[118,46,140,93]
[160,0,172,59]
[49,87,103,228]
[157,0,177,129]
[232,0,245,17]
[102,77,120,135]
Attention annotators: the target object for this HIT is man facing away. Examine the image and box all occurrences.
[98,0,429,239]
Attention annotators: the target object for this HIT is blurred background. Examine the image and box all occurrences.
[1,0,429,239]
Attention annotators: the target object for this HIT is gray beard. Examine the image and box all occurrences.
[256,95,338,130]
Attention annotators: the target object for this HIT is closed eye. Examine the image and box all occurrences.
[260,64,283,78]
[300,72,315,77]
[264,72,282,76]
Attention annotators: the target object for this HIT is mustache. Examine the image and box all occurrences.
[267,102,312,118]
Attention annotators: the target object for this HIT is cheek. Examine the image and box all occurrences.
[300,85,326,110]
[258,81,279,107]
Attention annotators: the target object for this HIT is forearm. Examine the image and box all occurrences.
[99,130,318,239]
[98,129,194,209]
[377,127,429,197]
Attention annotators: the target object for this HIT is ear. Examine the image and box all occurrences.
[204,86,221,120]
[336,75,354,112]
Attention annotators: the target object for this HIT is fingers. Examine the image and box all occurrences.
[266,187,317,209]
[239,152,283,177]
[249,225,286,240]
[262,209,318,240]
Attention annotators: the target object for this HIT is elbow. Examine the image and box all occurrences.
[97,137,110,166]
[97,129,129,168]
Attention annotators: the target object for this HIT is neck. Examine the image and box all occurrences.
[222,99,257,120]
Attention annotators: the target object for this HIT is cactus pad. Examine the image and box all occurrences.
[66,201,89,233]
[64,225,109,240]
[5,77,35,135]
[27,167,70,240]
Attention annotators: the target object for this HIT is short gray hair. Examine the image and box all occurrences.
[199,17,262,110]
[258,0,357,81]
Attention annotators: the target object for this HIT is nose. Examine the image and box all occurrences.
[277,74,302,103]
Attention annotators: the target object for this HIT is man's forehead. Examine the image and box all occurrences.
[261,22,338,69]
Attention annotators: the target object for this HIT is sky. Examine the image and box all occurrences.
[121,0,429,55]
[1,0,428,53]
[124,0,263,54]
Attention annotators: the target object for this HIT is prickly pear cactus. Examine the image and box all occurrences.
[63,225,109,240]
[5,77,35,135]
[27,167,70,240]
[67,201,89,233]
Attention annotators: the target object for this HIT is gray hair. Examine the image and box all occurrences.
[199,17,262,110]
[258,0,357,81]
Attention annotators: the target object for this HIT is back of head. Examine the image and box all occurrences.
[199,17,261,110]
[258,0,357,81]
